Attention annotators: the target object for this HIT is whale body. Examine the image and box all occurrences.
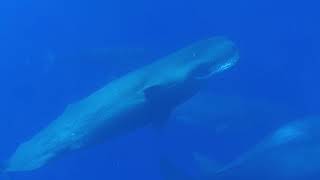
[161,117,320,180]
[3,37,239,172]
[211,116,320,180]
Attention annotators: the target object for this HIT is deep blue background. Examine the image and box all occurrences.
[0,0,319,179]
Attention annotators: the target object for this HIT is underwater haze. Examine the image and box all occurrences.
[0,0,319,179]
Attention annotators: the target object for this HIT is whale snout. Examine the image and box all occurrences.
[189,36,239,79]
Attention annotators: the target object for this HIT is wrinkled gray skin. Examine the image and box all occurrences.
[3,37,239,172]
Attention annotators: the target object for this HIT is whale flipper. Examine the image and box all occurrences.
[144,85,175,128]
[151,109,172,130]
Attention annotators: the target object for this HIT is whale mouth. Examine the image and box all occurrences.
[193,51,239,80]
[212,51,239,74]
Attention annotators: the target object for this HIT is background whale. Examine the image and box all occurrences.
[2,37,239,172]
[161,116,320,180]
[159,91,296,179]
[211,116,320,180]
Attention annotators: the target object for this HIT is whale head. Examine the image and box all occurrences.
[182,36,239,80]
[144,36,239,107]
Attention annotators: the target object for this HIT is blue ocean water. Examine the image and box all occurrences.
[0,0,319,179]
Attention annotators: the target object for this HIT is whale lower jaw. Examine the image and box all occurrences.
[196,53,239,80]
[214,52,239,74]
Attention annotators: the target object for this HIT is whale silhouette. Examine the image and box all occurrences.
[210,116,320,180]
[163,116,320,180]
[2,37,238,172]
